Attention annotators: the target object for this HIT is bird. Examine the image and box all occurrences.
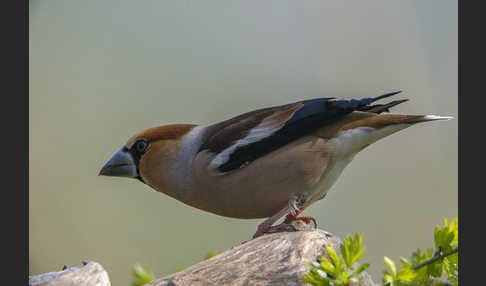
[99,91,452,239]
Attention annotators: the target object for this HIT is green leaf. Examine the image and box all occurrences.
[380,217,458,286]
[352,246,366,266]
[319,257,337,276]
[384,256,397,277]
[411,248,434,267]
[446,252,458,265]
[203,251,218,260]
[426,260,443,278]
[340,237,352,268]
[434,217,458,254]
[449,217,458,245]
[347,263,370,277]
[326,245,345,274]
[434,225,442,248]
[304,271,331,286]
[340,233,366,268]
[443,255,458,286]
[396,265,417,282]
[413,266,430,285]
[326,246,340,266]
[305,233,370,285]
[340,271,349,285]
[382,271,396,286]
[355,263,370,275]
[131,263,155,286]
[399,257,411,266]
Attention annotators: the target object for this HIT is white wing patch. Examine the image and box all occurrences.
[208,116,286,171]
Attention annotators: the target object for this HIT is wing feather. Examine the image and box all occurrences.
[199,91,404,173]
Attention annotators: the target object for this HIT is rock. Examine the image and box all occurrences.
[28,223,376,286]
[148,221,376,286]
[29,260,111,286]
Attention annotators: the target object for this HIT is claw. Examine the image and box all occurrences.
[301,216,317,228]
[284,215,318,228]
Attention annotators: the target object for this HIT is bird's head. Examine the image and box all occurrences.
[99,124,196,184]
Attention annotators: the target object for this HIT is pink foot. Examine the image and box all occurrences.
[284,214,317,228]
[250,206,317,239]
[252,221,297,239]
[252,220,272,238]
[252,207,290,239]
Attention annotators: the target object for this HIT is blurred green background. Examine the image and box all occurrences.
[29,0,457,285]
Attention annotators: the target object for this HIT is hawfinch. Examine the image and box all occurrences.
[99,91,452,238]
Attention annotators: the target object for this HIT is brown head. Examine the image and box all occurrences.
[99,124,196,185]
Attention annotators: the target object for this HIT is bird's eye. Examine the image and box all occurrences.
[135,140,148,153]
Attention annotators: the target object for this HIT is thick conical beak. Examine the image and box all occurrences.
[99,146,138,178]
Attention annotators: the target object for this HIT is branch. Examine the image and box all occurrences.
[383,247,458,286]
[412,247,458,270]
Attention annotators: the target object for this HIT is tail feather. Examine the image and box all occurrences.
[423,115,454,121]
[342,113,453,131]
[333,113,452,155]
[369,90,403,102]
[355,91,409,114]
[357,90,403,106]
[331,90,406,113]
[361,99,409,114]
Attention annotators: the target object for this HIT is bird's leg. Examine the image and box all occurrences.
[283,206,317,228]
[252,206,290,239]
[252,196,318,239]
[260,204,316,236]
[284,195,317,228]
